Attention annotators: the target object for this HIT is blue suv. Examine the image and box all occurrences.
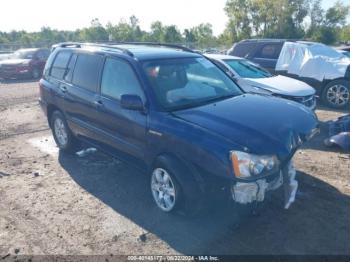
[39,42,319,213]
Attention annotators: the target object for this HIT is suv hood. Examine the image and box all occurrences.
[240,75,315,97]
[0,59,30,66]
[173,94,318,160]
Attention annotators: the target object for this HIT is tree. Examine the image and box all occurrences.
[79,18,108,41]
[184,23,216,48]
[224,0,252,41]
[184,29,196,45]
[148,21,165,42]
[163,25,182,43]
[325,1,350,27]
[308,0,350,44]
[340,25,350,42]
[307,0,324,37]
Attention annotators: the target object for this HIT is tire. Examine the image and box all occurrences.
[51,111,79,153]
[31,68,41,79]
[150,157,203,215]
[322,80,350,109]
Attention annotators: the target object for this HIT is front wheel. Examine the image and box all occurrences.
[322,80,350,109]
[151,167,179,212]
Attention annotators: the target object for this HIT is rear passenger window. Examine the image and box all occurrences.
[231,42,256,57]
[255,44,282,59]
[64,54,77,82]
[50,51,71,79]
[72,54,103,92]
[101,58,144,100]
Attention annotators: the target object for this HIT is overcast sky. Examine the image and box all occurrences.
[0,0,349,35]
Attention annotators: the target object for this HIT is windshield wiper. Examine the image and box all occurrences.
[170,93,239,111]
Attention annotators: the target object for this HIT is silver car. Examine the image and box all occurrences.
[206,54,317,110]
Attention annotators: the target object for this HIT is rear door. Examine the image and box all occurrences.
[94,56,147,160]
[45,51,72,110]
[249,43,283,72]
[64,52,104,139]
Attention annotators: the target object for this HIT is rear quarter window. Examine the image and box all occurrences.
[72,54,104,92]
[50,51,71,80]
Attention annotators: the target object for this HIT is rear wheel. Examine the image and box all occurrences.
[322,80,350,108]
[51,111,79,153]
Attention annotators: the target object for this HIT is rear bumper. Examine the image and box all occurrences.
[39,99,48,116]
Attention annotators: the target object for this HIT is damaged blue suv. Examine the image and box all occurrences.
[39,42,319,213]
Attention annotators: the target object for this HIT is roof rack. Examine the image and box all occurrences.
[53,42,134,57]
[111,42,197,53]
[52,41,199,57]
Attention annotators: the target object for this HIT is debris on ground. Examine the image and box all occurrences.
[324,114,350,152]
[76,148,97,157]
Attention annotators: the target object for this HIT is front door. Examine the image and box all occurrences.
[93,57,147,160]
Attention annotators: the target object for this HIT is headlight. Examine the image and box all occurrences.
[230,151,280,178]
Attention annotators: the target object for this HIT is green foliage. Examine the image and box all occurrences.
[224,0,350,45]
[0,1,350,50]
[340,25,350,42]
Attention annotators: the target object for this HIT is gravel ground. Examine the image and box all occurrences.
[0,79,349,256]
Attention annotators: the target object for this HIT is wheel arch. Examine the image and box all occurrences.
[152,152,205,193]
[46,104,63,128]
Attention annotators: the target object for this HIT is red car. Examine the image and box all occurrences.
[0,48,50,80]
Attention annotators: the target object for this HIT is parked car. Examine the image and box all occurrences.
[228,39,350,108]
[337,46,350,58]
[0,48,50,80]
[0,51,13,61]
[205,54,316,110]
[40,42,319,214]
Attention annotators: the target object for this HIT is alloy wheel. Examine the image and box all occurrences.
[151,168,176,212]
[54,118,68,147]
[326,84,350,107]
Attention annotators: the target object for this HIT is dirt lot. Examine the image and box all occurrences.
[0,79,350,256]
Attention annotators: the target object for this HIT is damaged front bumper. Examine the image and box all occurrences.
[231,161,298,209]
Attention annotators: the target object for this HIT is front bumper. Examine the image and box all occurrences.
[231,161,298,209]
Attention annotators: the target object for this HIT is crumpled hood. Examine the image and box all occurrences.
[240,75,315,97]
[174,94,319,160]
[0,59,30,66]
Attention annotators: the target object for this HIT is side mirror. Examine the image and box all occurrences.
[120,94,145,111]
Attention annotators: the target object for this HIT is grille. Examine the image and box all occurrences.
[278,94,316,109]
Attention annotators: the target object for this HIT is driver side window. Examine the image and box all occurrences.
[101,58,144,101]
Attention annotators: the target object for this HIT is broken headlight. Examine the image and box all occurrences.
[230,151,280,178]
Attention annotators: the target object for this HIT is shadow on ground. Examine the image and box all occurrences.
[0,78,38,84]
[59,151,350,254]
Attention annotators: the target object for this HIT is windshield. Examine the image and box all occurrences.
[12,50,35,59]
[223,59,272,78]
[143,57,243,110]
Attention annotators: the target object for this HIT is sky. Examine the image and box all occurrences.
[0,0,349,36]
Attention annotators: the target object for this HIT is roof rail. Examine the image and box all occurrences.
[52,41,199,56]
[52,42,134,57]
[111,42,198,53]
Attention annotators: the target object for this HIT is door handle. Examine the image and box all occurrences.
[93,100,104,108]
[59,85,67,93]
